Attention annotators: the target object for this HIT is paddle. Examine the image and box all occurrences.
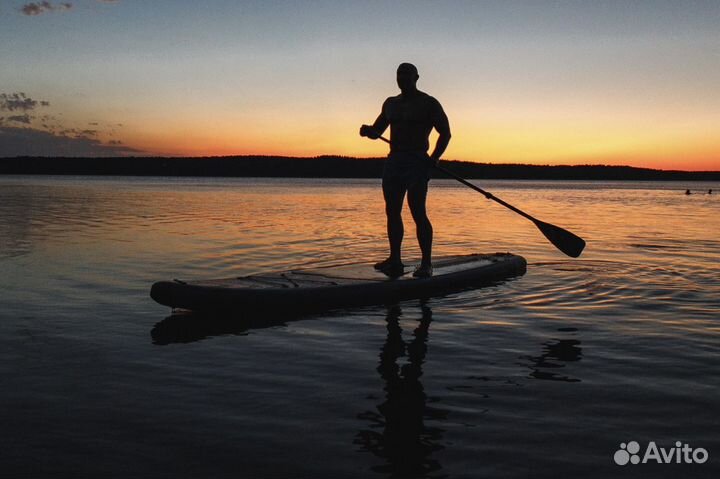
[370,134,586,258]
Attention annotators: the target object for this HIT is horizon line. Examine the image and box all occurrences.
[1,155,719,174]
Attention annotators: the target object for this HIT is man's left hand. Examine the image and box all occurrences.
[360,125,380,139]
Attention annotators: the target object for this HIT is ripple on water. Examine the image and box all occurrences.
[2,177,720,478]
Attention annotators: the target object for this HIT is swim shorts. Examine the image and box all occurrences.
[382,151,432,189]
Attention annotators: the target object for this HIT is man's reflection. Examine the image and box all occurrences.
[523,335,582,382]
[355,303,446,477]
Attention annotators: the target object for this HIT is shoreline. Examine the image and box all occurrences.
[1,155,718,181]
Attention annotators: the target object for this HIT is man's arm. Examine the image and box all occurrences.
[360,101,390,139]
[429,100,451,164]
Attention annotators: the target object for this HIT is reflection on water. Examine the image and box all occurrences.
[154,303,451,475]
[2,176,719,477]
[152,310,286,345]
[522,334,583,383]
[355,304,446,478]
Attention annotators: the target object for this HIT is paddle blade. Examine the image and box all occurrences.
[534,220,586,258]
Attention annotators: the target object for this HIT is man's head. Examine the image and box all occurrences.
[397,63,419,93]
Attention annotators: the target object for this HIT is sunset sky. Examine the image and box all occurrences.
[1,0,719,170]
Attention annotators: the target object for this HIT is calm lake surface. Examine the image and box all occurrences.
[1,175,719,478]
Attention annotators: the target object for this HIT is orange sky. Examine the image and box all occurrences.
[118,107,719,171]
[2,1,719,171]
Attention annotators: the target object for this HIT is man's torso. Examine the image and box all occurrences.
[383,91,441,153]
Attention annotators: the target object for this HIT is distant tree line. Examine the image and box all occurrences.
[0,155,718,181]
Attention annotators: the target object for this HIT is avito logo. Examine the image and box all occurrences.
[614,441,709,465]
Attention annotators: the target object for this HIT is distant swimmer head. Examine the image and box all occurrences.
[397,62,419,93]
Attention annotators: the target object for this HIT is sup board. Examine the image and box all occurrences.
[150,253,526,314]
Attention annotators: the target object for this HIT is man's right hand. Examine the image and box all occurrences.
[359,125,379,139]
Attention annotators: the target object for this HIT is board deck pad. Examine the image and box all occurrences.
[151,253,527,314]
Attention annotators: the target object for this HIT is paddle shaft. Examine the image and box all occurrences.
[375,135,537,223]
[371,132,586,257]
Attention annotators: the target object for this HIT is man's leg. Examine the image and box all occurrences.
[382,178,406,262]
[407,179,432,267]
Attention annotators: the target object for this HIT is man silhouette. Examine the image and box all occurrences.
[360,63,451,277]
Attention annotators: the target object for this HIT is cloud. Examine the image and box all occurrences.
[7,115,33,124]
[20,2,50,15]
[0,92,46,112]
[0,91,139,157]
[0,93,51,128]
[0,126,142,157]
[20,2,72,16]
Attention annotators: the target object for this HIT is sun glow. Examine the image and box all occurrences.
[4,1,718,171]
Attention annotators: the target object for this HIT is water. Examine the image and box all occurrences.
[1,176,718,478]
